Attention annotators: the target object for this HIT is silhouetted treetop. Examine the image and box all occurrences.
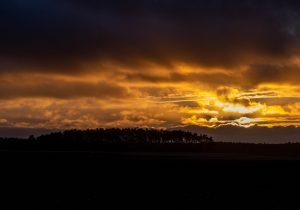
[35,128,213,144]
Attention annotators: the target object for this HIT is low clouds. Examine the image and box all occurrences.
[0,98,183,130]
[0,80,129,99]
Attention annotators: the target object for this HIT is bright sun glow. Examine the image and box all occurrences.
[222,104,262,114]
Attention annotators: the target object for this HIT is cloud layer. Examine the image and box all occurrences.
[2,1,300,140]
[1,0,300,72]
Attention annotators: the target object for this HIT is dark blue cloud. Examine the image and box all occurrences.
[0,0,300,73]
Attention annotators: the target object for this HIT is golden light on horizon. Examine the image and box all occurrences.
[1,65,300,130]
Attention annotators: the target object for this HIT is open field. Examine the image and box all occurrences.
[1,150,300,209]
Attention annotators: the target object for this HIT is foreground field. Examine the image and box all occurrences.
[1,150,300,209]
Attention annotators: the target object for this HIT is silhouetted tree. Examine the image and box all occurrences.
[33,128,213,145]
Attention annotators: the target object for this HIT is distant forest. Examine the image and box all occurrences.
[2,128,300,157]
[33,128,214,144]
[0,128,213,151]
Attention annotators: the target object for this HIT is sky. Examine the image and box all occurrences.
[2,0,300,141]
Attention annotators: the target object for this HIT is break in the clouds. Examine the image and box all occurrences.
[2,0,300,141]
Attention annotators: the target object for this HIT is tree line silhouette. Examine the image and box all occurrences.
[0,128,214,151]
[2,128,300,157]
[35,128,213,144]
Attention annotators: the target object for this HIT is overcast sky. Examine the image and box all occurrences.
[1,1,300,142]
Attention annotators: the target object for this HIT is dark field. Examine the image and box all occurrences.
[1,150,300,210]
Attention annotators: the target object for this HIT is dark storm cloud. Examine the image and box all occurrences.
[245,64,300,85]
[125,72,238,86]
[1,0,300,73]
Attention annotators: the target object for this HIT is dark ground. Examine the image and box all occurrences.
[1,151,300,209]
